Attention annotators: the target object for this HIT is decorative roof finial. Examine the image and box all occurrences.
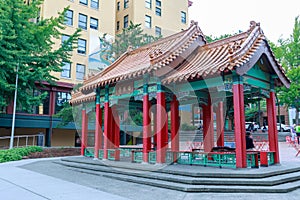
[190,20,198,26]
[127,45,134,52]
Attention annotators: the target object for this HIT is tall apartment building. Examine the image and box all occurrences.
[0,0,192,148]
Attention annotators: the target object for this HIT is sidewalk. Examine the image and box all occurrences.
[0,142,299,200]
[0,158,129,200]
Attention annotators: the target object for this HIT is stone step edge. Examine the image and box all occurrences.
[70,166,300,193]
[56,160,300,187]
[60,157,300,179]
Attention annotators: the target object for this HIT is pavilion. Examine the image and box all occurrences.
[71,21,290,168]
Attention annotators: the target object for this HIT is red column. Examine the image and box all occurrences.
[156,92,167,163]
[171,95,179,161]
[267,92,280,164]
[109,107,115,149]
[216,101,224,146]
[233,84,247,168]
[202,97,214,152]
[81,108,87,156]
[143,94,151,162]
[112,106,120,161]
[103,102,110,159]
[153,107,157,150]
[94,104,102,159]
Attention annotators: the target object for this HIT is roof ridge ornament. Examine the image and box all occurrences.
[248,21,260,33]
[149,49,163,60]
[127,45,134,52]
[190,20,198,27]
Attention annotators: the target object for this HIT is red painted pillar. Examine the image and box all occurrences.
[94,103,102,159]
[112,106,120,161]
[202,97,214,152]
[153,107,157,150]
[171,95,179,161]
[267,92,280,164]
[109,107,115,149]
[81,108,87,156]
[156,90,167,163]
[143,94,151,162]
[216,101,224,147]
[233,83,247,168]
[103,102,110,159]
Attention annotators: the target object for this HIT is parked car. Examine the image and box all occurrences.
[245,122,259,131]
[265,123,290,132]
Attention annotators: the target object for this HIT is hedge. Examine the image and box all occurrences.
[0,146,43,163]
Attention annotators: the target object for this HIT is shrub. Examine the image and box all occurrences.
[0,146,43,163]
[181,123,197,131]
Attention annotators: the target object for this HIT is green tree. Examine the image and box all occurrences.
[272,16,300,124]
[100,21,161,61]
[0,0,80,112]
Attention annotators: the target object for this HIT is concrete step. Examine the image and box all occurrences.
[56,158,300,193]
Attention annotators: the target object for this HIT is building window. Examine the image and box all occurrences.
[117,1,120,10]
[91,0,99,9]
[181,11,187,23]
[61,62,71,78]
[155,7,161,16]
[117,21,120,31]
[145,0,151,9]
[78,13,87,30]
[79,0,88,5]
[78,39,86,54]
[76,64,85,80]
[155,26,161,36]
[55,91,72,114]
[65,10,73,26]
[124,15,128,28]
[145,15,151,28]
[156,0,161,7]
[61,34,70,43]
[90,17,98,30]
[124,0,129,9]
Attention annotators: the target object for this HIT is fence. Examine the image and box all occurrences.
[0,134,44,149]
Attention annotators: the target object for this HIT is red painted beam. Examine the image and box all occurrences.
[216,101,224,147]
[156,92,167,163]
[103,102,110,159]
[233,84,247,168]
[143,94,151,162]
[203,97,214,153]
[171,96,179,161]
[267,92,280,163]
[94,104,102,159]
[80,109,87,156]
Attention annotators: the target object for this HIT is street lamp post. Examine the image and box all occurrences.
[9,62,19,149]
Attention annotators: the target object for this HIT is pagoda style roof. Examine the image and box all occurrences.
[163,21,289,86]
[71,21,290,105]
[80,21,206,93]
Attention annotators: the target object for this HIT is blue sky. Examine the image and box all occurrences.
[189,0,300,43]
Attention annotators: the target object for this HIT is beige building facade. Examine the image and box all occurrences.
[0,0,192,148]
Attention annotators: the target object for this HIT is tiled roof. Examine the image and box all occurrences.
[80,21,205,93]
[162,21,289,85]
[71,21,290,105]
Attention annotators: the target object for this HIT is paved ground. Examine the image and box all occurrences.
[0,142,299,200]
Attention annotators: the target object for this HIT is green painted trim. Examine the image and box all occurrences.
[143,83,148,95]
[232,72,243,85]
[96,88,100,104]
[175,76,225,92]
[157,81,164,92]
[246,64,270,82]
[244,77,270,90]
[105,85,109,102]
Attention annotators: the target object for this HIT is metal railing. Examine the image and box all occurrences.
[0,134,44,149]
